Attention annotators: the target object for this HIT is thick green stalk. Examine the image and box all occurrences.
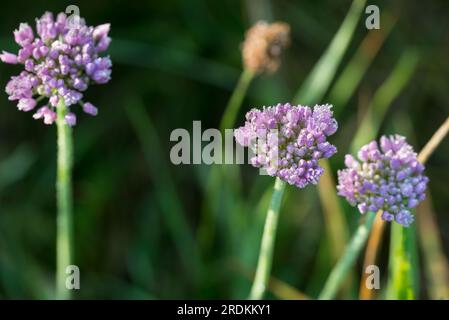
[318,211,376,300]
[249,177,286,300]
[56,98,74,300]
[387,223,419,299]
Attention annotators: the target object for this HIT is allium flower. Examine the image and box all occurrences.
[0,11,112,125]
[242,21,290,74]
[337,135,429,227]
[234,103,338,188]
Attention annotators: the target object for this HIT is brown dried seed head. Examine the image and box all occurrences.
[242,21,290,74]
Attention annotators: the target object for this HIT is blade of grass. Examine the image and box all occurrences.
[350,49,420,153]
[386,223,419,299]
[318,211,377,300]
[329,14,397,113]
[416,193,449,299]
[293,0,367,105]
[359,212,386,299]
[417,117,449,299]
[316,159,349,260]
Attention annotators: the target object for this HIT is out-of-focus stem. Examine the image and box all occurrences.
[317,160,348,261]
[418,116,449,163]
[56,98,74,300]
[359,213,386,299]
[417,193,449,299]
[220,69,254,133]
[318,211,377,300]
[329,13,396,111]
[249,177,286,300]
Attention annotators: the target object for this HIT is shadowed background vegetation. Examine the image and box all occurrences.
[0,0,448,299]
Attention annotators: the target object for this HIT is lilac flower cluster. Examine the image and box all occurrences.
[234,103,338,188]
[337,135,428,227]
[0,12,112,125]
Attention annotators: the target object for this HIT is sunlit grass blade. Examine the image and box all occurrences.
[316,159,348,260]
[293,0,367,105]
[417,116,449,164]
[387,222,419,299]
[359,213,386,299]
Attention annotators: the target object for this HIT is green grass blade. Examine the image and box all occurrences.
[293,0,367,105]
[351,49,420,153]
[387,222,419,299]
[329,14,396,112]
[417,193,449,299]
[318,211,377,299]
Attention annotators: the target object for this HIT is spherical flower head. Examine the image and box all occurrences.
[1,11,112,125]
[242,21,290,74]
[337,135,429,227]
[234,103,338,188]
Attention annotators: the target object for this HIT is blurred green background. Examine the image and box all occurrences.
[0,0,448,299]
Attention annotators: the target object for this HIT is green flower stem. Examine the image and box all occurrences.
[318,211,377,300]
[219,68,254,133]
[386,222,419,299]
[56,98,74,300]
[249,177,286,300]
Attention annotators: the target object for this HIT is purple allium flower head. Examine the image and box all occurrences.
[234,103,338,188]
[337,135,429,227]
[1,12,112,125]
